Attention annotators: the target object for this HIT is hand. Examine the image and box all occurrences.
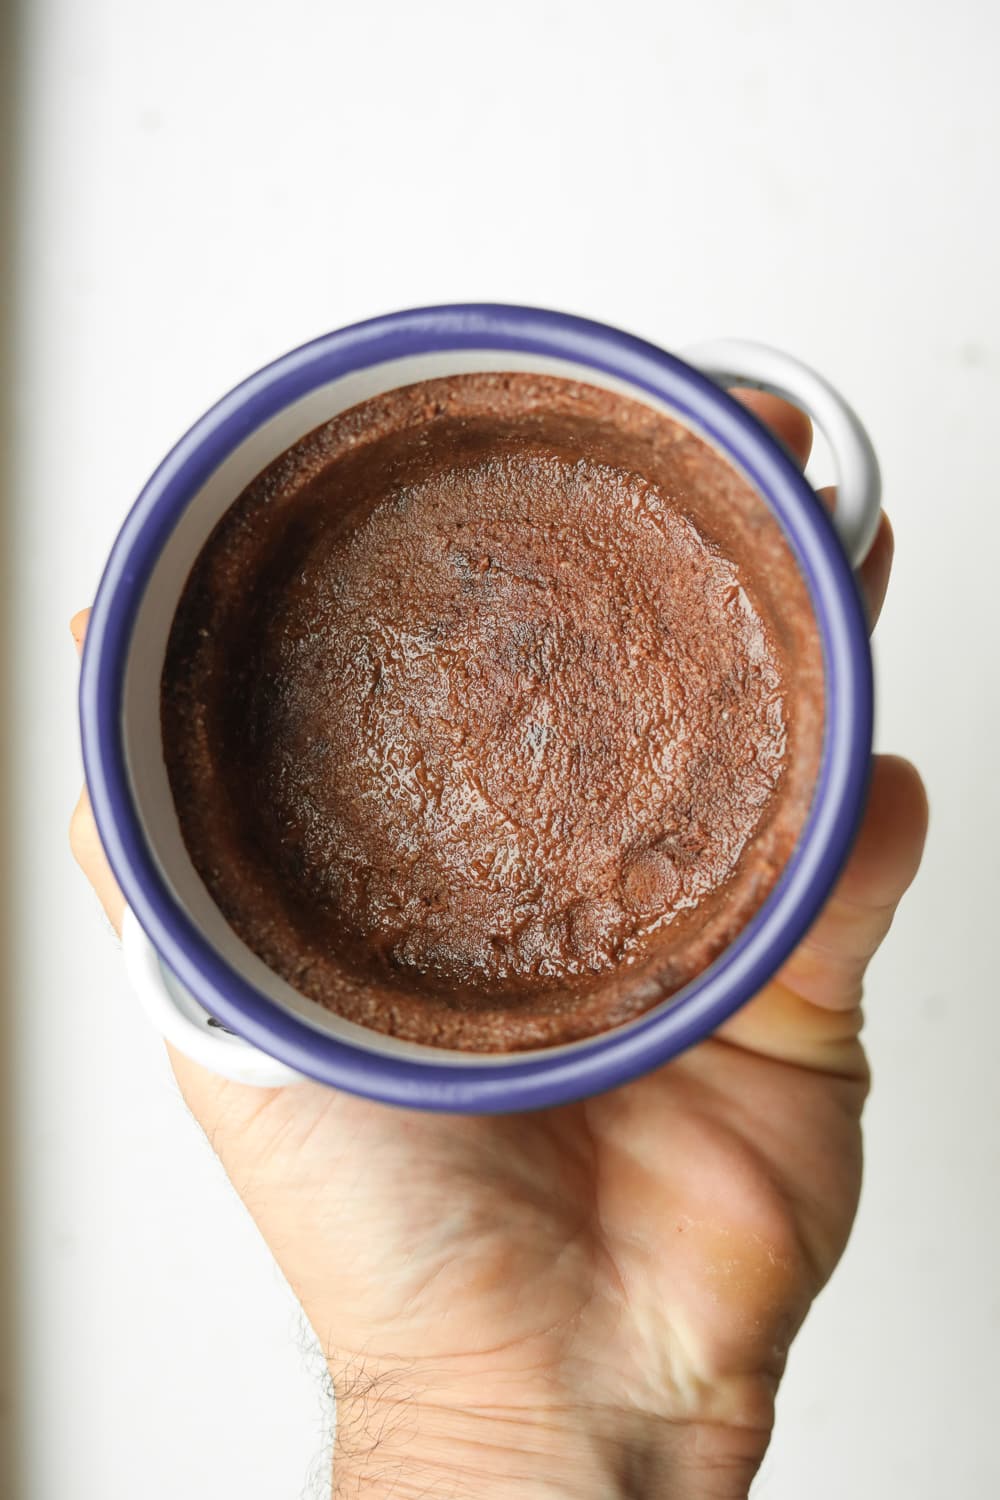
[70,395,926,1500]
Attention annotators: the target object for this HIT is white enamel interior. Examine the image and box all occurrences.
[122,349,752,1064]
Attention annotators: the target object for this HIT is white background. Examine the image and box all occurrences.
[7,1,999,1496]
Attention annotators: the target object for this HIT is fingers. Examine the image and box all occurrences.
[70,608,91,650]
[715,755,927,1074]
[70,784,126,935]
[732,397,892,632]
[816,487,894,630]
[69,607,126,935]
[731,388,813,468]
[857,511,893,629]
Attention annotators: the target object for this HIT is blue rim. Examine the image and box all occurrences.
[79,304,873,1113]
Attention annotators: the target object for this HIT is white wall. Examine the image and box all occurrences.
[10,1,998,1495]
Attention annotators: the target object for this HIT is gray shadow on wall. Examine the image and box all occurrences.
[0,0,23,1493]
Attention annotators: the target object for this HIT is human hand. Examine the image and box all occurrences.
[70,395,926,1500]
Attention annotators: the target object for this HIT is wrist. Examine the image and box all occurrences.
[329,1362,770,1500]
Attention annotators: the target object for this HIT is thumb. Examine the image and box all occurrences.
[776,754,928,1012]
[715,755,928,1072]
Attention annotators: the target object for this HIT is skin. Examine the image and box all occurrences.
[70,394,925,1499]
